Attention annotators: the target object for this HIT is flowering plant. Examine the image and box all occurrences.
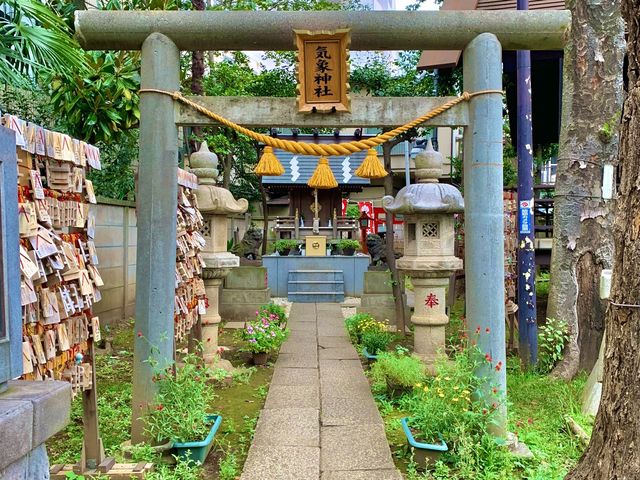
[238,315,289,354]
[144,351,216,444]
[257,303,287,327]
[345,313,386,342]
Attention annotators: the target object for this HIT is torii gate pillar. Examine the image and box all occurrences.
[131,33,180,443]
[463,33,507,434]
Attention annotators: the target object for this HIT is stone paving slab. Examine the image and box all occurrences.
[271,368,319,386]
[241,445,320,480]
[264,385,320,410]
[277,352,319,369]
[253,408,319,447]
[320,379,373,399]
[280,340,318,354]
[318,336,353,348]
[317,326,348,337]
[321,469,403,480]
[289,321,318,332]
[320,424,396,472]
[318,346,359,360]
[319,358,363,371]
[288,330,318,340]
[321,396,382,426]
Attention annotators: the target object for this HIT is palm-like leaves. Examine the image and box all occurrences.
[0,0,85,87]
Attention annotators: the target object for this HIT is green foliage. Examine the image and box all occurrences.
[88,132,138,200]
[345,204,361,219]
[48,51,141,144]
[536,271,551,298]
[537,318,569,374]
[273,239,299,254]
[257,302,288,326]
[237,317,289,353]
[219,452,240,480]
[337,239,361,251]
[369,350,426,393]
[361,329,394,355]
[344,313,386,342]
[143,351,217,443]
[0,0,86,88]
[145,456,202,480]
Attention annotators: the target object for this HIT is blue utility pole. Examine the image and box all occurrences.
[516,0,538,367]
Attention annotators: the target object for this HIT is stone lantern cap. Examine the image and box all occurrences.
[189,141,249,215]
[382,139,464,214]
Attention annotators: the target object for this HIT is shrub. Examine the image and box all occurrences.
[273,239,298,254]
[345,204,361,219]
[369,350,426,394]
[144,352,216,443]
[257,302,287,326]
[361,329,394,355]
[538,317,569,374]
[237,316,289,354]
[337,239,361,251]
[344,313,386,342]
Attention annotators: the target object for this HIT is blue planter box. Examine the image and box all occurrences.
[401,417,448,468]
[173,414,222,464]
[362,347,378,363]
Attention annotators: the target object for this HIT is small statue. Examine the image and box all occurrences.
[367,234,387,266]
[231,225,263,260]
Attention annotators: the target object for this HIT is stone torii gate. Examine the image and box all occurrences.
[75,10,569,443]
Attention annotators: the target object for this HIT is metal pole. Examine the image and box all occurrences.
[516,0,538,367]
[463,33,506,435]
[131,32,180,443]
[404,140,410,186]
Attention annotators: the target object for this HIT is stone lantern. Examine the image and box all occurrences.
[190,142,248,364]
[382,140,464,365]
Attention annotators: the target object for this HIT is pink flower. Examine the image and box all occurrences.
[485,327,491,334]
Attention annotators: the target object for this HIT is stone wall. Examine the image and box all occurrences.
[92,198,137,326]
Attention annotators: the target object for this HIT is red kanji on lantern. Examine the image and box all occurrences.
[425,293,439,308]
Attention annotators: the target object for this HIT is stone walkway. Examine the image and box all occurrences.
[240,303,402,480]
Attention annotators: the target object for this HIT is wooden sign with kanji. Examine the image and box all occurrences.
[295,29,350,113]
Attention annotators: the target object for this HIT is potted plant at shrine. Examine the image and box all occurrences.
[360,329,394,363]
[144,351,222,464]
[337,238,361,256]
[274,239,298,256]
[238,314,289,365]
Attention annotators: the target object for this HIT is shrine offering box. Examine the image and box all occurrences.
[305,235,327,256]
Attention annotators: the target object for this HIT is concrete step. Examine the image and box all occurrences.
[288,292,345,303]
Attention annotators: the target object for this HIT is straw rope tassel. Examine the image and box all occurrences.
[308,157,338,189]
[254,146,285,176]
[354,148,387,179]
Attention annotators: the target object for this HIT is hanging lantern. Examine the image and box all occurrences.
[354,148,387,179]
[254,146,285,176]
[307,156,338,189]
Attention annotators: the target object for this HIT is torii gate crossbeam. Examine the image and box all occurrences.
[74,10,570,443]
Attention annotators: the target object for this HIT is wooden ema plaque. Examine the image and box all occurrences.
[295,29,350,113]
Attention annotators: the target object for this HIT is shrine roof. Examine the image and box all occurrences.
[261,149,371,186]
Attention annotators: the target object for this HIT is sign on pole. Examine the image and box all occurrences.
[295,29,350,113]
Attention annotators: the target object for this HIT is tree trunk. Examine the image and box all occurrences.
[190,0,205,96]
[258,145,269,257]
[222,152,233,190]
[565,2,640,476]
[382,141,406,336]
[547,0,624,379]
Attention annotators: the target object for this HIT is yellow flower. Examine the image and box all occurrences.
[438,393,445,398]
[453,386,460,391]
[444,376,451,381]
[415,383,422,388]
[462,390,470,395]
[423,386,429,392]
[452,397,459,402]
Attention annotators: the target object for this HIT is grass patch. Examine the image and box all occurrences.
[47,321,276,479]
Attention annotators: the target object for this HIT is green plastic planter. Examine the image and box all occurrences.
[401,417,448,469]
[173,414,222,464]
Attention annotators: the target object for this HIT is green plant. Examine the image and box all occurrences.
[361,329,394,355]
[538,318,569,374]
[337,238,361,251]
[143,351,216,444]
[236,317,289,354]
[369,351,426,394]
[344,313,386,342]
[145,456,202,480]
[219,451,240,480]
[273,239,299,254]
[257,302,288,326]
[536,271,551,298]
[345,204,361,219]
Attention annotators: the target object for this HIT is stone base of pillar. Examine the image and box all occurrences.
[201,322,221,364]
[413,323,446,365]
[201,277,223,365]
